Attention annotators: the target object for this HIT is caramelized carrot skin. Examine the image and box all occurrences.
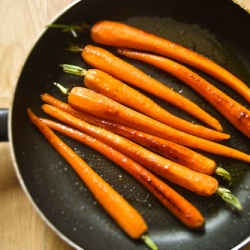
[81,44,223,131]
[27,108,148,239]
[83,118,217,175]
[117,48,250,138]
[40,93,217,174]
[41,118,205,228]
[41,103,219,197]
[41,93,250,163]
[91,20,250,103]
[84,68,229,141]
[67,87,226,156]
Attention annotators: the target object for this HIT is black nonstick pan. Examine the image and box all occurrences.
[2,0,250,249]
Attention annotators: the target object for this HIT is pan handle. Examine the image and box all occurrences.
[0,108,9,142]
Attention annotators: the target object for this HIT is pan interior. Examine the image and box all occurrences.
[11,0,250,249]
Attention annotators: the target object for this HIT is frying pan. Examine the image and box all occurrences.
[1,0,250,249]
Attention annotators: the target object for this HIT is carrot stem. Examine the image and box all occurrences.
[215,167,232,185]
[48,23,89,38]
[141,235,158,250]
[60,64,87,77]
[216,186,242,210]
[53,82,69,95]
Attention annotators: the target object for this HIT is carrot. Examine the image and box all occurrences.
[117,48,250,138]
[27,108,157,249]
[80,44,222,131]
[41,92,250,163]
[40,103,242,209]
[40,93,225,174]
[67,86,229,155]
[40,102,243,212]
[40,93,220,173]
[40,117,205,229]
[90,20,250,103]
[60,64,229,141]
[41,102,217,196]
[40,93,234,183]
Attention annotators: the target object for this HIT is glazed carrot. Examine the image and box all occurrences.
[41,103,217,196]
[66,87,228,154]
[27,109,157,249]
[117,48,250,138]
[40,93,234,182]
[41,104,242,209]
[60,64,229,141]
[41,102,236,204]
[41,92,250,163]
[80,45,222,131]
[91,20,250,103]
[40,93,222,175]
[40,118,205,228]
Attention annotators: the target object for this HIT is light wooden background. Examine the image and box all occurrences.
[0,0,249,249]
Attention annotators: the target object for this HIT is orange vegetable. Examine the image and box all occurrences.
[27,108,157,249]
[91,20,250,104]
[68,87,229,155]
[61,64,228,141]
[41,117,205,229]
[41,92,250,163]
[41,103,219,196]
[80,44,222,131]
[42,104,241,209]
[117,48,250,138]
[41,104,242,209]
[40,93,218,175]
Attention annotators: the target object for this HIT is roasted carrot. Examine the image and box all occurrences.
[40,93,222,175]
[40,117,205,228]
[41,92,250,163]
[90,20,250,103]
[27,108,158,249]
[80,45,222,131]
[40,93,234,183]
[41,103,217,196]
[67,87,228,155]
[40,102,243,212]
[117,48,250,138]
[60,64,229,141]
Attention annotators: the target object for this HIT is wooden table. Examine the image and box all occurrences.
[0,0,249,249]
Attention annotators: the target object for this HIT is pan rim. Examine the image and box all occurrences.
[7,0,250,249]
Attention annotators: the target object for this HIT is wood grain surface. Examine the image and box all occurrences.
[0,0,249,249]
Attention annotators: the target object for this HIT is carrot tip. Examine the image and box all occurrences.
[141,234,158,250]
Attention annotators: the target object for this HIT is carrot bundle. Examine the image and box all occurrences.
[60,64,229,141]
[41,117,205,229]
[65,87,247,163]
[40,93,226,177]
[40,103,242,209]
[42,102,219,197]
[90,20,250,104]
[117,48,250,138]
[80,44,222,131]
[27,109,158,249]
